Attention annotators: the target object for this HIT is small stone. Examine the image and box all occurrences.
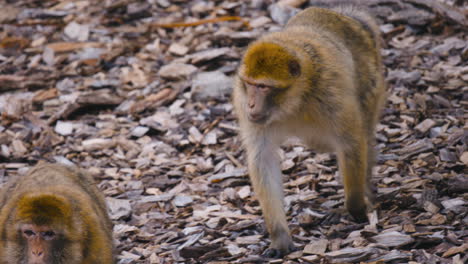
[227,244,245,255]
[56,78,75,92]
[191,71,232,100]
[12,140,27,156]
[188,126,203,143]
[380,24,395,34]
[281,159,295,171]
[173,195,193,207]
[54,121,73,136]
[131,126,149,137]
[169,99,186,116]
[201,130,217,145]
[237,186,251,199]
[42,46,55,66]
[158,63,197,79]
[64,21,89,41]
[168,43,189,56]
[430,127,442,138]
[1,145,10,157]
[106,197,132,220]
[459,151,468,165]
[439,148,457,162]
[268,3,299,25]
[441,198,464,210]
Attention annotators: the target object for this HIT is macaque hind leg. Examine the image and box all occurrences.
[337,134,369,222]
[366,137,377,204]
[245,135,294,257]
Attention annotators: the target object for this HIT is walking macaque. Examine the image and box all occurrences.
[233,6,385,257]
[0,163,114,264]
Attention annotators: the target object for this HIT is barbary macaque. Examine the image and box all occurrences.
[0,162,114,264]
[233,6,385,257]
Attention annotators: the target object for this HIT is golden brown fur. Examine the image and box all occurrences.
[0,162,114,264]
[233,6,385,257]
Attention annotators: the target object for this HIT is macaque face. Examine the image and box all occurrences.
[20,224,57,264]
[244,81,273,124]
[241,77,288,125]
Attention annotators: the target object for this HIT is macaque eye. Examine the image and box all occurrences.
[23,230,35,237]
[41,231,56,240]
[258,85,271,92]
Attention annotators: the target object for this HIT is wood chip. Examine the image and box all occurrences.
[303,239,328,255]
[370,231,414,247]
[158,63,197,79]
[415,118,436,133]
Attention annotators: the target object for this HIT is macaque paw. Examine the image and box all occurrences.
[348,206,369,223]
[262,242,297,258]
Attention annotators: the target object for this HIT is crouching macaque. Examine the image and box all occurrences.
[233,6,386,257]
[0,163,114,264]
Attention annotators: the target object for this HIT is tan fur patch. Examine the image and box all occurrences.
[244,42,296,82]
[17,194,72,226]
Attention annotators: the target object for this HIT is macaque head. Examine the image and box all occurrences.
[239,42,303,124]
[12,194,76,264]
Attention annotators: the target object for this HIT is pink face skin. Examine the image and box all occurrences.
[245,81,273,123]
[21,224,56,264]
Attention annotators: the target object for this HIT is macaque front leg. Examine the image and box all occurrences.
[245,135,294,257]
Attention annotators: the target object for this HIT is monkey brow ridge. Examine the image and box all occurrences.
[17,194,72,225]
[244,42,297,81]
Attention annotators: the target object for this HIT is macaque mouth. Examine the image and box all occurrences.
[248,112,268,123]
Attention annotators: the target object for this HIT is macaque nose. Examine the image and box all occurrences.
[248,100,255,108]
[32,250,43,256]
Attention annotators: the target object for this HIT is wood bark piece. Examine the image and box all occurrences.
[130,88,180,114]
[402,0,468,27]
[47,90,122,124]
[46,42,103,53]
[370,231,414,247]
[396,138,434,160]
[325,247,379,263]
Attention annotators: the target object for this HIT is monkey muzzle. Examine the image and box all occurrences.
[248,112,268,124]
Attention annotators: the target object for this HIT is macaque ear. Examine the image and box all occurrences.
[288,59,301,77]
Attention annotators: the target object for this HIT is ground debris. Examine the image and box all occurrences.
[0,0,466,263]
